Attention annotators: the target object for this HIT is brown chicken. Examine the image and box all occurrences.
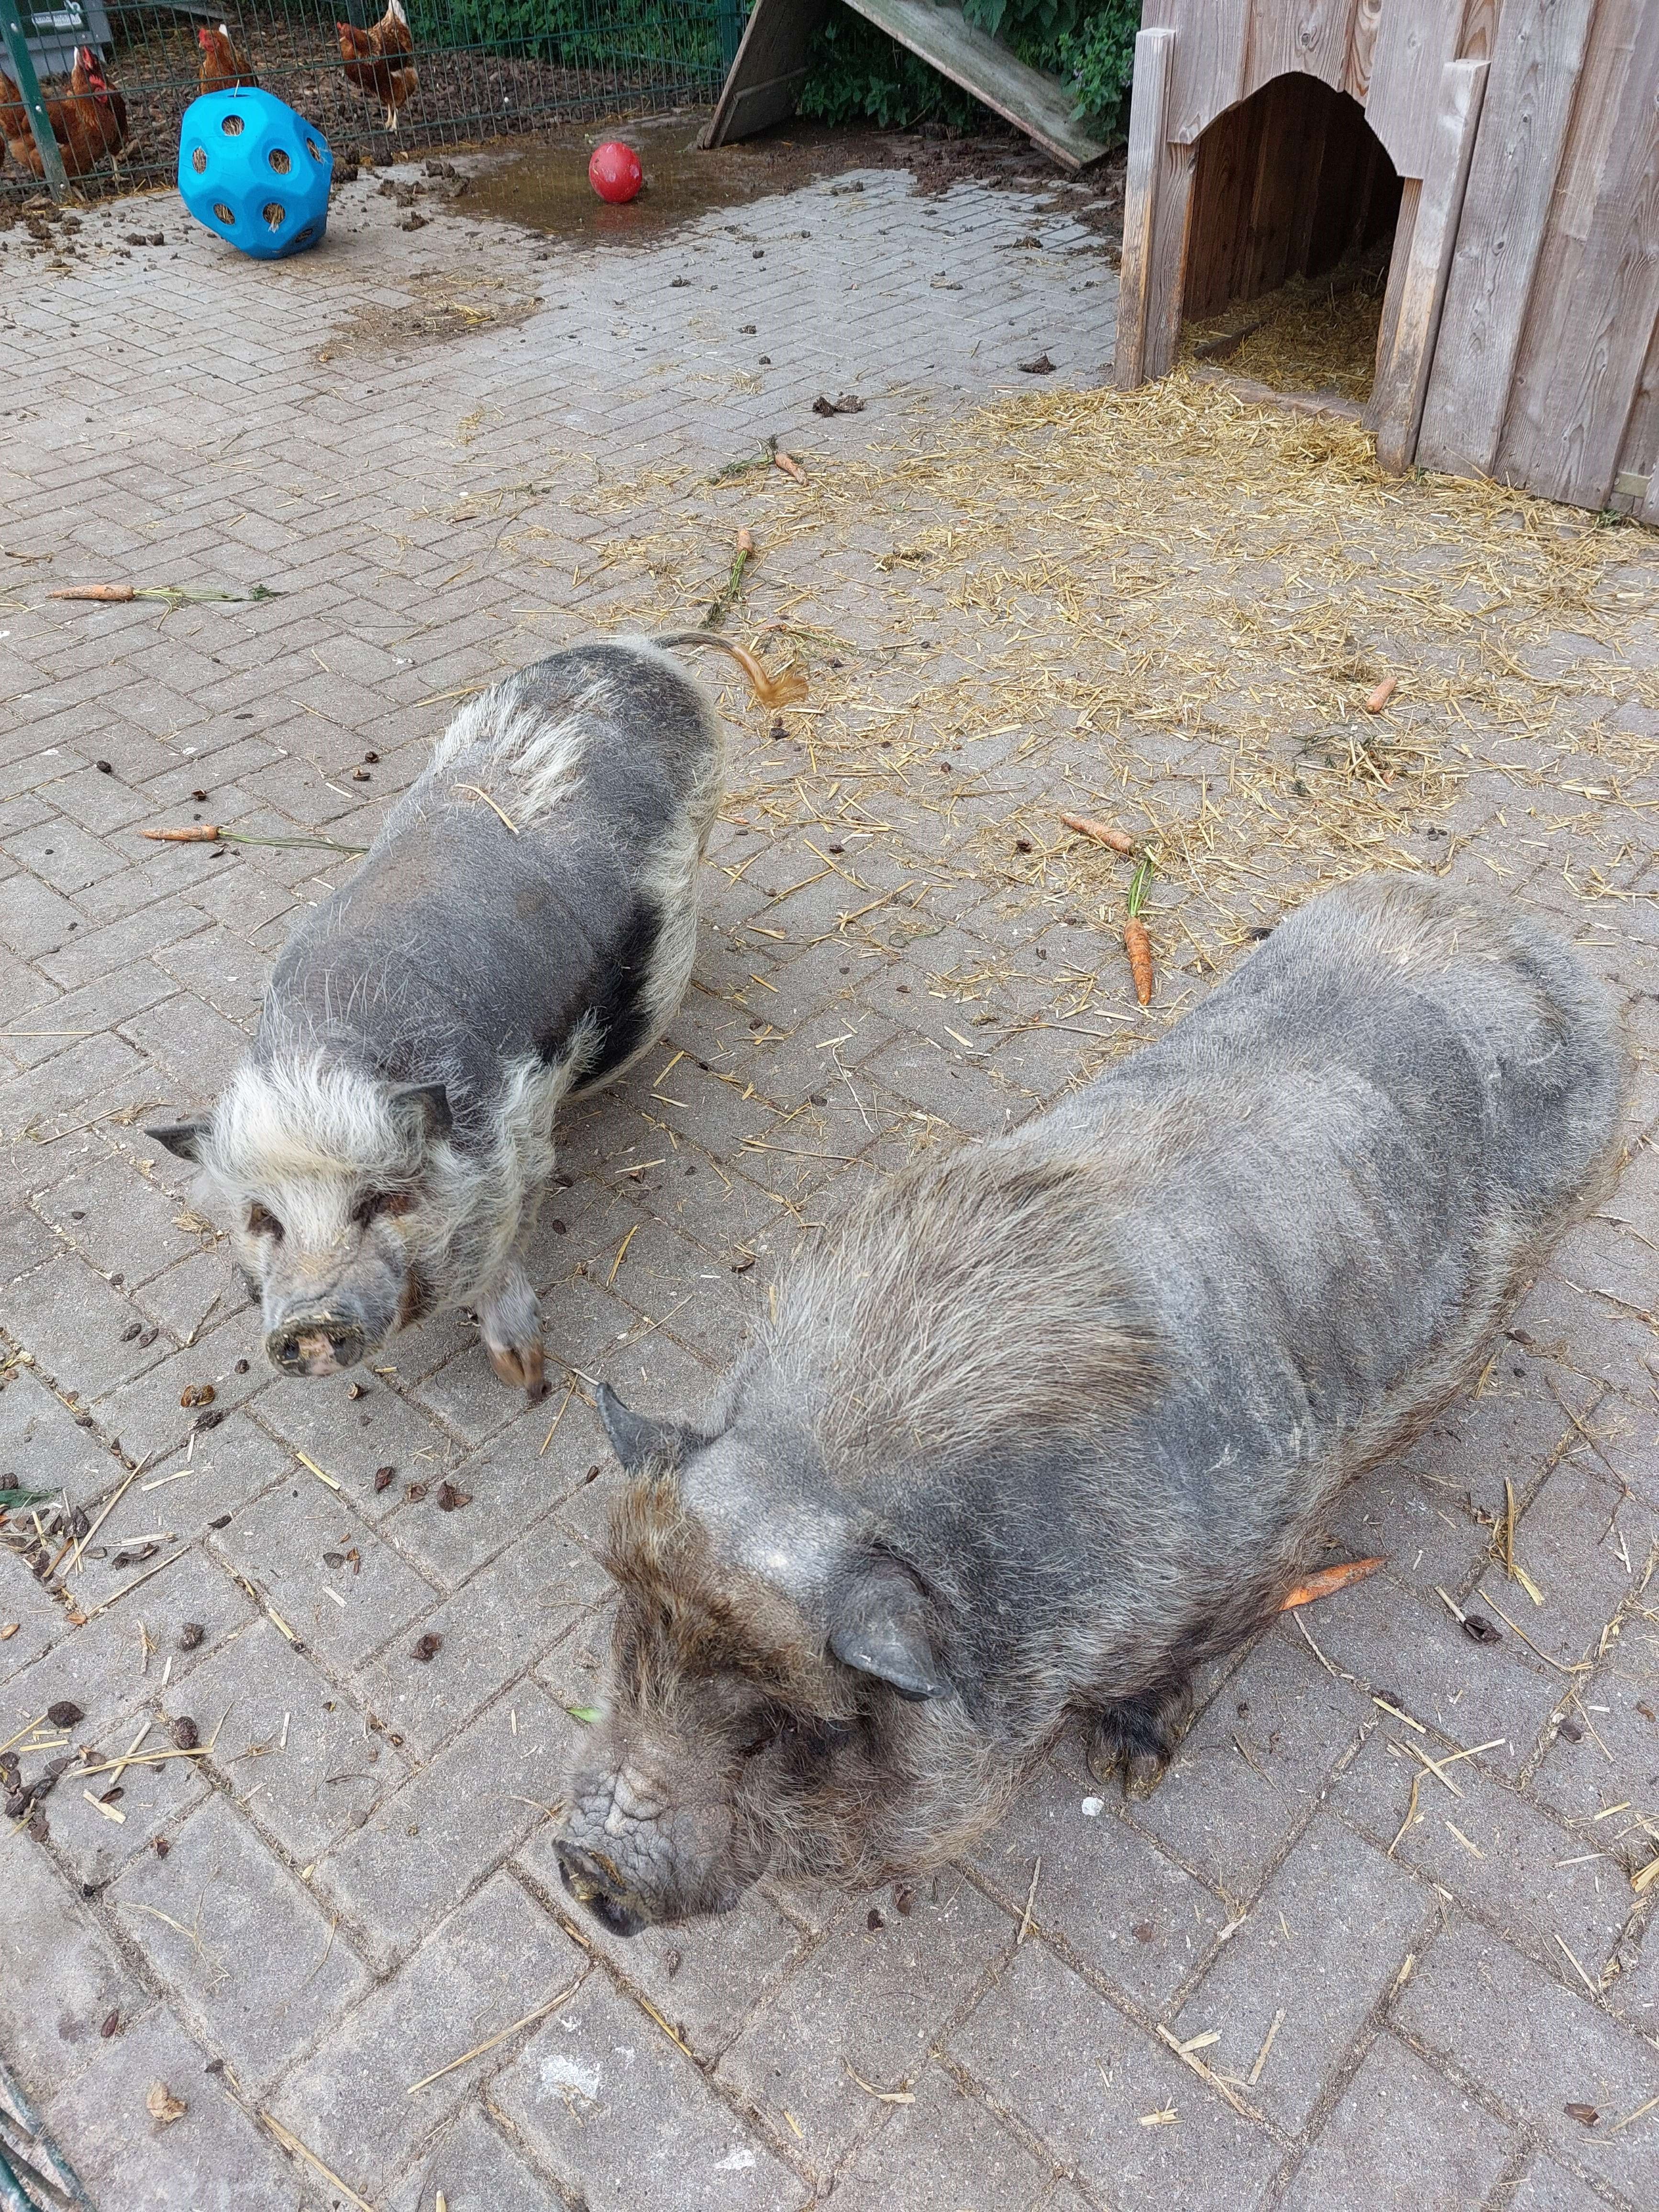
[0,47,127,180]
[336,0,417,132]
[196,23,258,96]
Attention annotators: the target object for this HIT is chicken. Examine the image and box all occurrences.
[0,47,126,180]
[336,0,417,132]
[196,23,257,96]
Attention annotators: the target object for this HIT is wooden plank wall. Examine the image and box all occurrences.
[1140,0,1250,143]
[1344,0,1386,101]
[1371,58,1490,465]
[1416,0,1596,478]
[1365,0,1465,179]
[1244,0,1362,98]
[700,0,830,148]
[1492,0,1659,509]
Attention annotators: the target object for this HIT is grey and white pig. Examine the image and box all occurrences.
[556,876,1624,1931]
[149,634,797,1397]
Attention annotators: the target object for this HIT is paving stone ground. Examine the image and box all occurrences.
[2,118,1658,2212]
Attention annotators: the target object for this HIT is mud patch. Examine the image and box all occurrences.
[316,268,539,360]
[462,115,1125,252]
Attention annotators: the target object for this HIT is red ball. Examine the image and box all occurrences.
[588,141,643,205]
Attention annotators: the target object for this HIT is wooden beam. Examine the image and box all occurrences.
[1115,26,1177,389]
[1365,175,1420,431]
[1373,58,1488,471]
[1415,0,1595,480]
[1610,310,1659,522]
[840,0,1109,171]
[1144,140,1199,380]
[700,0,829,150]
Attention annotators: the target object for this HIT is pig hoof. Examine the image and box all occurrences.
[1084,1678,1194,1798]
[487,1339,546,1398]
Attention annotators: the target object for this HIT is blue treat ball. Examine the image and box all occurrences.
[178,88,333,261]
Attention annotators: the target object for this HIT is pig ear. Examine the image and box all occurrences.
[829,1559,946,1701]
[597,1382,700,1474]
[146,1118,210,1162]
[390,1082,453,1139]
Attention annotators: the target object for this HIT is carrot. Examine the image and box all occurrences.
[772,449,807,485]
[1363,675,1398,714]
[1060,811,1135,855]
[142,824,221,842]
[1278,1557,1385,1611]
[50,584,137,602]
[1124,852,1155,1007]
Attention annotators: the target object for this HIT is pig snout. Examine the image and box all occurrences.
[265,1315,369,1377]
[555,1755,770,1932]
[553,1841,650,1938]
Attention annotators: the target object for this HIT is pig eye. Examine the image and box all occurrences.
[246,1203,283,1242]
[734,1710,792,1759]
[353,1189,413,1228]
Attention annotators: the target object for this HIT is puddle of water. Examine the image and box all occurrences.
[462,115,864,244]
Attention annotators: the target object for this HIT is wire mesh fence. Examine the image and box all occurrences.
[1,0,739,200]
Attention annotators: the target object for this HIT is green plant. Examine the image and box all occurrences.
[798,0,1139,140]
[797,9,984,130]
[406,0,723,72]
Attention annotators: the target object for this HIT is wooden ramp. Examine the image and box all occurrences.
[701,0,1110,172]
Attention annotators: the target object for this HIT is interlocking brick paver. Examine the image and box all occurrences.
[179,1611,408,1863]
[110,1789,371,2094]
[966,1755,1232,2007]
[719,1874,1009,2176]
[1505,2157,1612,2212]
[1118,1636,1370,1901]
[1171,1814,1430,2134]
[1305,1570,1568,1782]
[3,1251,171,1399]
[4,1543,255,1725]
[1333,1725,1637,1987]
[1472,1456,1655,1668]
[829,2065,1052,2212]
[313,1684,576,1969]
[493,1968,801,2212]
[0,1845,149,2108]
[1394,1914,1659,2204]
[0,1362,120,1501]
[386,2101,564,2212]
[3,105,1655,2212]
[272,1872,588,2200]
[949,1940,1282,2212]
[1278,2033,1515,2212]
[44,2005,304,2212]
[210,1471,438,1670]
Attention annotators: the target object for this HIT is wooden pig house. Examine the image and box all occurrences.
[1115,0,1659,519]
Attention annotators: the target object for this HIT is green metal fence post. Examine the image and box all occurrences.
[0,0,71,202]
[716,0,744,69]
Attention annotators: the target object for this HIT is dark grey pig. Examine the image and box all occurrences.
[149,634,797,1397]
[555,876,1624,1930]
